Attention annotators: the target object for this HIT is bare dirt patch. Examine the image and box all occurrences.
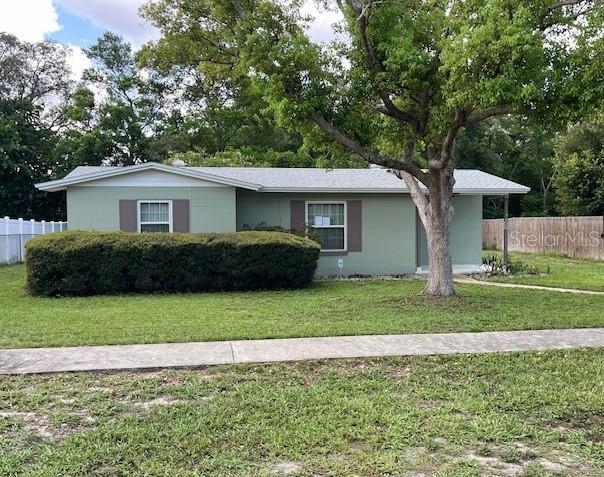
[0,410,91,440]
[391,365,412,379]
[130,395,184,412]
[267,460,303,476]
[465,442,593,476]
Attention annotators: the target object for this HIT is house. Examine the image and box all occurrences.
[35,162,529,276]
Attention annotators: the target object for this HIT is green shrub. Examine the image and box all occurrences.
[26,231,320,296]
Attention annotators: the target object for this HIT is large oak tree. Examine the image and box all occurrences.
[144,0,604,295]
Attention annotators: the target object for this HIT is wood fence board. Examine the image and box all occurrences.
[483,216,604,260]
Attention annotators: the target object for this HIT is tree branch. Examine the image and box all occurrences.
[231,0,245,18]
[466,105,511,125]
[538,0,597,29]
[392,142,430,224]
[339,0,420,132]
[310,111,431,186]
[397,169,430,226]
[543,0,587,15]
[427,109,464,170]
[374,104,420,127]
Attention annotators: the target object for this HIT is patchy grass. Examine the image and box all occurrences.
[2,264,604,349]
[1,350,603,476]
[484,251,604,292]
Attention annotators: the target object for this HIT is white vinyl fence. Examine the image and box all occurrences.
[1,217,68,264]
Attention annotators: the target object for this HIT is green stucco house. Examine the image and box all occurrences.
[36,162,529,276]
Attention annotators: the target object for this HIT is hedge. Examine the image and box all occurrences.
[26,231,320,296]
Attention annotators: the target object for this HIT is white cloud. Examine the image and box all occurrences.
[66,44,92,82]
[55,0,160,47]
[301,1,343,44]
[0,0,61,42]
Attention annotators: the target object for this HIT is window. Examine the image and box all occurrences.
[138,201,172,233]
[306,202,346,251]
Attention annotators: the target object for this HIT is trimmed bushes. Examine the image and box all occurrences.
[26,231,320,296]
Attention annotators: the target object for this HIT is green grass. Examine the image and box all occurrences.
[2,264,604,349]
[1,350,603,475]
[483,251,604,291]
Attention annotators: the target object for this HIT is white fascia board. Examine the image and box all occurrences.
[259,187,409,193]
[258,187,531,194]
[454,187,531,195]
[35,163,262,192]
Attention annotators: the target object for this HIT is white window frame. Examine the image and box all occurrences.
[305,200,347,252]
[137,200,173,233]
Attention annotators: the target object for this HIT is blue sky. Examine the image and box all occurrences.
[48,4,105,49]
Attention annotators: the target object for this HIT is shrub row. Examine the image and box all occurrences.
[26,231,320,296]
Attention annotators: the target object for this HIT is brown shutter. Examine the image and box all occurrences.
[172,199,190,232]
[119,200,137,232]
[290,200,305,233]
[347,200,362,252]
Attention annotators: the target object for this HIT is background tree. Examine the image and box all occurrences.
[0,33,74,220]
[553,120,604,215]
[74,32,171,165]
[457,117,557,218]
[143,0,604,295]
[139,33,358,166]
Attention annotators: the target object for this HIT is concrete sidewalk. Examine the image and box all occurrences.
[2,328,604,375]
[454,277,604,295]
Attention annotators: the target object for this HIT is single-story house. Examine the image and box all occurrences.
[36,162,529,276]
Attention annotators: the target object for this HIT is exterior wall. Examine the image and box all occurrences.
[67,186,236,232]
[236,190,418,276]
[417,195,483,269]
[66,183,483,276]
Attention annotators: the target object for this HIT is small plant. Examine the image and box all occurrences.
[476,445,493,457]
[482,254,508,275]
[482,254,550,277]
[500,447,523,463]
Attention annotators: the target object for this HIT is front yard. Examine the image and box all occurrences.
[1,349,603,476]
[484,251,604,292]
[1,264,604,349]
[2,253,604,475]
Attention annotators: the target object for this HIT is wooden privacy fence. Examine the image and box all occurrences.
[483,216,604,260]
[1,216,68,264]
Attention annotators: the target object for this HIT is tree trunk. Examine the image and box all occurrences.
[403,155,456,297]
[424,204,455,296]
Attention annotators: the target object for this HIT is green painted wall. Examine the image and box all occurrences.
[417,195,483,268]
[67,186,236,232]
[236,190,418,276]
[66,185,482,276]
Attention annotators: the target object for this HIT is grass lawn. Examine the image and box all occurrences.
[2,264,604,349]
[1,350,603,476]
[484,251,604,292]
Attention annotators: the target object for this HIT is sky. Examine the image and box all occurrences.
[0,0,342,81]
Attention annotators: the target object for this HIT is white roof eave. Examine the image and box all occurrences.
[258,187,530,194]
[35,162,263,192]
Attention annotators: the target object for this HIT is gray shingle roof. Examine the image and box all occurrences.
[57,164,529,194]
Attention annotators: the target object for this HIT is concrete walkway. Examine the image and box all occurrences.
[454,277,604,295]
[2,328,604,375]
